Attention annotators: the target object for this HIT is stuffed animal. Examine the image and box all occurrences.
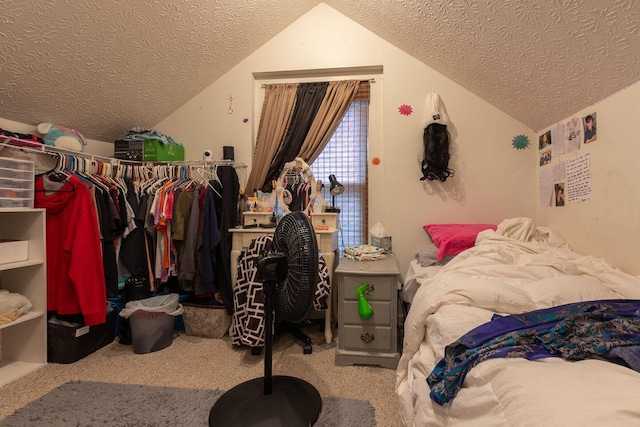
[36,123,87,152]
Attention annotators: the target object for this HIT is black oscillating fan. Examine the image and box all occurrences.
[209,211,322,427]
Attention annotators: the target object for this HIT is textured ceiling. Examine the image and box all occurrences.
[1,0,639,142]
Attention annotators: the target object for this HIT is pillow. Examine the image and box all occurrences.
[423,223,497,260]
[415,244,439,267]
[415,245,454,267]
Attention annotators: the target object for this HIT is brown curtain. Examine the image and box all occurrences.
[299,80,361,164]
[248,79,365,194]
[245,83,298,196]
[259,82,329,192]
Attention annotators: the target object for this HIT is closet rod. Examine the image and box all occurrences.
[0,137,132,164]
[0,137,247,168]
[168,159,247,168]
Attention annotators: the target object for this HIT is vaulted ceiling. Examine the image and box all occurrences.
[1,0,638,142]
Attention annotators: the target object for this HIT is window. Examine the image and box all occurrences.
[311,99,369,255]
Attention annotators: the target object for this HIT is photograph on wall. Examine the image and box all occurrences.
[582,112,597,144]
[554,182,565,207]
[538,130,551,149]
[539,147,552,166]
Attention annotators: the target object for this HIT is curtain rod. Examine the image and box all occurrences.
[261,78,375,88]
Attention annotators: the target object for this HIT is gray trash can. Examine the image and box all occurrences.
[119,294,184,354]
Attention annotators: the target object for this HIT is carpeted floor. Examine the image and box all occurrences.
[0,327,403,426]
[0,381,375,426]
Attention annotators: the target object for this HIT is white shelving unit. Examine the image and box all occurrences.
[0,208,47,387]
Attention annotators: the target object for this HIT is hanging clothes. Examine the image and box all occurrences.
[200,185,221,296]
[35,173,107,326]
[96,185,120,298]
[30,150,248,314]
[177,184,203,291]
[118,178,149,278]
[212,165,240,314]
[172,186,196,292]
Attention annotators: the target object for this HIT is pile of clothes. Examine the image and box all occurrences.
[118,128,182,146]
[343,244,386,262]
[0,127,44,143]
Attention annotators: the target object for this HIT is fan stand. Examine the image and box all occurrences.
[209,254,322,427]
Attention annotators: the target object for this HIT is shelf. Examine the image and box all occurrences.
[0,360,47,388]
[0,135,46,151]
[0,259,44,272]
[0,208,47,386]
[0,311,45,330]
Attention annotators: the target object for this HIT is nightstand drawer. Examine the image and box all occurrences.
[342,325,393,352]
[342,301,391,325]
[342,275,394,301]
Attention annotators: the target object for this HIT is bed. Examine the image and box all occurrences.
[396,217,640,426]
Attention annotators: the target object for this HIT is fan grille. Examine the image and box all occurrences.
[273,212,319,322]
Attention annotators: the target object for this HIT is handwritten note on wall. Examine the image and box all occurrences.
[539,168,553,206]
[566,153,592,203]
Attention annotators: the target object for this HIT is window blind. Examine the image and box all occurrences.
[311,99,369,255]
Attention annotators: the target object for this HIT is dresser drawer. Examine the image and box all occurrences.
[342,300,391,325]
[231,229,274,249]
[341,274,394,301]
[311,212,339,230]
[243,212,273,227]
[341,325,393,352]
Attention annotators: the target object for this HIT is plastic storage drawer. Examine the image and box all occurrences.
[0,157,34,208]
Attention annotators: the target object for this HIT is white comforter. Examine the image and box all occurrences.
[396,218,640,427]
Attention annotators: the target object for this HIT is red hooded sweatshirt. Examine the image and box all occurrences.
[35,174,106,326]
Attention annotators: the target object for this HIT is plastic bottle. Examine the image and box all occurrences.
[355,283,373,320]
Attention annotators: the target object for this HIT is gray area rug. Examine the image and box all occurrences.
[0,380,375,426]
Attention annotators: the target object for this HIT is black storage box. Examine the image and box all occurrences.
[47,303,117,364]
[114,139,143,161]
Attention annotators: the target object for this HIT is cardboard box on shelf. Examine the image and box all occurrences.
[143,139,185,161]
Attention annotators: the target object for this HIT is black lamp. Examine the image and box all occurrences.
[325,174,344,213]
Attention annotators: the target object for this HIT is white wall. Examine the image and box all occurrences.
[156,3,537,277]
[1,4,538,278]
[537,81,640,275]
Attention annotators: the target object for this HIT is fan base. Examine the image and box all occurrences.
[208,375,322,427]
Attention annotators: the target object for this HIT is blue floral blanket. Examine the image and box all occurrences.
[427,299,640,405]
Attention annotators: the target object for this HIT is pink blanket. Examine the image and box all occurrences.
[423,223,497,260]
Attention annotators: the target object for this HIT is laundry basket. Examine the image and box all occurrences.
[119,294,184,354]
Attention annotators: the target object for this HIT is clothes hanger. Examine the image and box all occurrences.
[196,166,222,198]
[147,165,169,194]
[37,153,76,192]
[87,160,111,192]
[136,164,153,195]
[46,153,70,181]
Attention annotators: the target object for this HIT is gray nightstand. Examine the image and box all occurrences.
[334,254,401,369]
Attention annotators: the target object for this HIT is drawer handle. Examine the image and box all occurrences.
[366,283,375,293]
[360,332,375,344]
